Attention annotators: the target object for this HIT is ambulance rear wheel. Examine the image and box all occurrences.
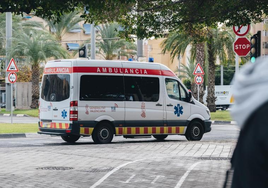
[153,135,168,141]
[92,122,114,144]
[61,135,80,143]
[185,120,204,141]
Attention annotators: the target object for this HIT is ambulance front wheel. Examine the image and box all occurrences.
[185,120,204,141]
[92,122,114,144]
[61,135,80,143]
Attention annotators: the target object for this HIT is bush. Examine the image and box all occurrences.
[183,79,191,90]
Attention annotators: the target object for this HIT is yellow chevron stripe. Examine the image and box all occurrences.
[79,126,186,136]
[180,127,185,133]
[40,122,69,129]
[80,127,94,135]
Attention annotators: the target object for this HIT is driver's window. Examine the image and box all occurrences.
[165,78,180,100]
[179,84,187,102]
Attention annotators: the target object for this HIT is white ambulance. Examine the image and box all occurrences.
[38,59,211,144]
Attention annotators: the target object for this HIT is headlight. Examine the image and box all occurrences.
[206,109,210,116]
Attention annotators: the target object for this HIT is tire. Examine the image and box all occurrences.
[92,122,114,144]
[61,135,80,143]
[185,120,204,141]
[153,135,168,141]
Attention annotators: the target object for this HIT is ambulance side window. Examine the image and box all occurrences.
[165,78,180,100]
[80,75,124,101]
[124,76,159,102]
[165,78,189,102]
[179,84,187,102]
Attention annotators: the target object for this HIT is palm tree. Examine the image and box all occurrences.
[206,28,235,112]
[45,11,84,42]
[161,31,206,102]
[177,57,196,92]
[0,13,44,56]
[8,30,70,108]
[96,23,136,60]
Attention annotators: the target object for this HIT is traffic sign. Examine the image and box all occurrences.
[8,72,17,83]
[6,58,19,72]
[193,63,205,75]
[194,75,203,85]
[233,37,250,56]
[233,24,250,36]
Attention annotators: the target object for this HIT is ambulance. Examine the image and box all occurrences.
[38,59,211,144]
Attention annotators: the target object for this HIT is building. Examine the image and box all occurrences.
[30,16,189,72]
[251,20,268,56]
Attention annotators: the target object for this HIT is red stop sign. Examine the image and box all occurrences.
[233,37,250,56]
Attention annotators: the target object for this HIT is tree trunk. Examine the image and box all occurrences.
[30,64,40,109]
[207,34,217,112]
[190,82,195,97]
[195,42,205,103]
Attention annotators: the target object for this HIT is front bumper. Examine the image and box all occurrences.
[204,120,212,133]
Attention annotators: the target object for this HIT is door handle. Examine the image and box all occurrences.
[156,103,162,106]
[167,104,173,107]
[53,108,58,111]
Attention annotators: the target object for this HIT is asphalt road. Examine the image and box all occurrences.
[0,123,239,188]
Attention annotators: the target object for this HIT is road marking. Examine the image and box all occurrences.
[151,175,165,184]
[174,161,201,188]
[90,159,145,188]
[119,174,136,184]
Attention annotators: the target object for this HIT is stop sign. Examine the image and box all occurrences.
[233,37,250,56]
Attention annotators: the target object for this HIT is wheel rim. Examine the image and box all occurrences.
[100,128,109,140]
[192,126,200,137]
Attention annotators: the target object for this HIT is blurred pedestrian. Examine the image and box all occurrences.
[224,57,268,188]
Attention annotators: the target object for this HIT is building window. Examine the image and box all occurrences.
[83,24,91,35]
[69,24,81,33]
[50,27,56,33]
[263,30,268,37]
[263,42,268,49]
[66,43,80,51]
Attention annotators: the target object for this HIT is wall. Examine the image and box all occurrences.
[15,82,32,109]
[147,38,189,75]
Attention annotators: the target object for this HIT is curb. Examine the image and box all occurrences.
[212,121,236,125]
[0,133,26,138]
[0,114,29,117]
[0,133,44,139]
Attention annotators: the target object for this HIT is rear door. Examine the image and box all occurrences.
[40,61,72,122]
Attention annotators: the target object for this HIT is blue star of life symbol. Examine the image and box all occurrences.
[61,110,67,119]
[174,104,183,117]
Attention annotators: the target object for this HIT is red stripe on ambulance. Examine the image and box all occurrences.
[44,66,176,77]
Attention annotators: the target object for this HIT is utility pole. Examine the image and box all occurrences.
[221,65,223,85]
[91,23,96,59]
[5,12,12,111]
[137,39,143,60]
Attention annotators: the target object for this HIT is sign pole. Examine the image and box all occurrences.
[6,58,19,123]
[235,35,239,75]
[197,85,200,101]
[233,25,251,74]
[11,83,13,124]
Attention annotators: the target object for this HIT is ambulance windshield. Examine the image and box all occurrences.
[41,74,70,102]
